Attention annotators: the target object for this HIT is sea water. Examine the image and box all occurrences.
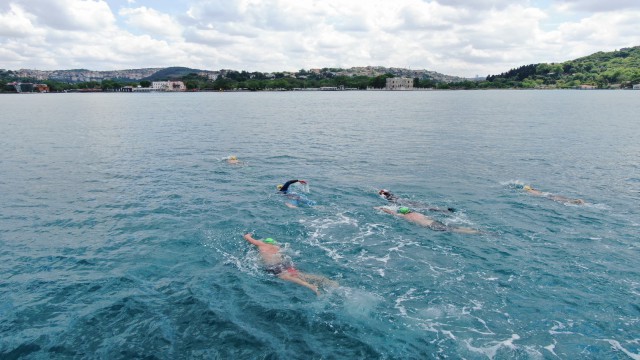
[0,90,639,359]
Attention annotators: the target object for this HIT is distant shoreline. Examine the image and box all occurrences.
[2,87,637,95]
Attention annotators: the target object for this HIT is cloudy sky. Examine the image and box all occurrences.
[1,0,639,77]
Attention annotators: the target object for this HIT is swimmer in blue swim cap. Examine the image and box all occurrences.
[243,233,338,295]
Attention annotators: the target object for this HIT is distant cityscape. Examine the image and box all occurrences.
[11,68,169,83]
[5,46,639,91]
[7,66,468,84]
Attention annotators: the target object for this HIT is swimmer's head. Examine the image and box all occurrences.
[229,155,237,160]
[379,189,392,199]
[523,185,532,191]
[276,184,283,191]
[398,206,411,214]
[263,238,276,244]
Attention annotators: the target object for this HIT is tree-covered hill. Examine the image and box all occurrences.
[142,67,206,81]
[483,46,640,89]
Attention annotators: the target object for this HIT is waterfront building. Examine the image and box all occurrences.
[386,78,414,90]
[633,84,640,90]
[132,86,155,92]
[151,81,186,91]
[5,82,49,93]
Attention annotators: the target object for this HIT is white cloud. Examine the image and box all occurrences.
[396,2,462,31]
[119,6,182,38]
[17,0,116,31]
[0,46,29,63]
[553,0,640,12]
[1,0,639,76]
[0,4,40,38]
[551,11,640,58]
[434,0,520,10]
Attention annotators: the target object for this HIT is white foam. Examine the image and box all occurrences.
[544,339,558,357]
[339,287,384,318]
[501,179,526,187]
[604,339,640,360]
[394,288,417,317]
[549,320,575,335]
[465,334,521,360]
[584,202,611,210]
[375,253,390,264]
[301,212,391,264]
[441,330,457,340]
[470,300,483,311]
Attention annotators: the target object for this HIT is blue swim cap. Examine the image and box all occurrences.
[398,207,411,214]
[264,238,276,244]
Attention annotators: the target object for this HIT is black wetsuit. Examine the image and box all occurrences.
[381,191,399,202]
[279,180,301,194]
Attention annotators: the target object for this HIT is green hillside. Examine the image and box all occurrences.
[483,46,640,89]
[142,67,204,81]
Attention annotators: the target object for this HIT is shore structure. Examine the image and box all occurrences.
[386,78,414,90]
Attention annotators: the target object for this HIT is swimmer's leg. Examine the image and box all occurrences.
[278,273,320,295]
[451,226,481,235]
[285,197,300,208]
[299,273,339,288]
[297,194,316,206]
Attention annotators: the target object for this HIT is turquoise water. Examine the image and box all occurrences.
[1,91,639,359]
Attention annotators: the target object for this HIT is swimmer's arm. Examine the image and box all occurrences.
[425,206,455,213]
[243,233,263,247]
[279,180,299,192]
[374,207,396,215]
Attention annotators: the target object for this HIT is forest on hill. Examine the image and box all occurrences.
[475,46,640,89]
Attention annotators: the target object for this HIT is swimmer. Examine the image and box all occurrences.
[375,206,480,234]
[226,155,239,165]
[517,184,585,205]
[277,179,315,208]
[378,189,455,213]
[243,233,338,295]
[277,179,307,194]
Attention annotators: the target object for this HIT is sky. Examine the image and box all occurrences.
[1,0,639,77]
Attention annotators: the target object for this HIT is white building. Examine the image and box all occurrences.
[633,84,640,90]
[151,81,186,91]
[132,86,155,92]
[386,78,414,90]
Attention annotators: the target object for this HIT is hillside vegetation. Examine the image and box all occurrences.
[479,46,640,89]
[3,46,639,91]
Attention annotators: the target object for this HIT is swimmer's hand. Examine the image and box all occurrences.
[299,180,307,184]
[374,206,394,215]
